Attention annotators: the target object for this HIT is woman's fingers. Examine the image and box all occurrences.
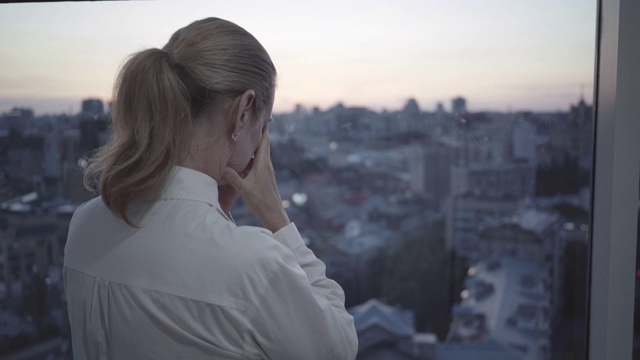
[221,167,245,192]
[217,183,239,215]
[256,128,271,159]
[239,157,254,179]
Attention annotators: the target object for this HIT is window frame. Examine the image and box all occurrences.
[589,0,640,358]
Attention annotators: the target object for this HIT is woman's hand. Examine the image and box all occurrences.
[217,183,239,217]
[217,158,253,216]
[221,130,290,233]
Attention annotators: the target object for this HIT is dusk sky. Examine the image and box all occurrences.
[0,0,597,116]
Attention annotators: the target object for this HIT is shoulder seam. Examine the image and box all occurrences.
[64,265,254,313]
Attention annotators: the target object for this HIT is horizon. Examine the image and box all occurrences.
[0,0,597,116]
[0,95,592,117]
[1,95,590,119]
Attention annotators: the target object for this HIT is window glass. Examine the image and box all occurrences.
[0,1,597,358]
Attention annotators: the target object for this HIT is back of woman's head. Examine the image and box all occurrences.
[84,17,276,226]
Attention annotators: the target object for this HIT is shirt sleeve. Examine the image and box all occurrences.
[248,223,358,360]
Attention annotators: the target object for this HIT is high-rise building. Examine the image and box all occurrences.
[410,140,454,206]
[81,98,104,116]
[549,98,594,165]
[451,97,467,115]
[511,118,543,164]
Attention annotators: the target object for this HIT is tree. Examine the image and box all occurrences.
[378,220,452,339]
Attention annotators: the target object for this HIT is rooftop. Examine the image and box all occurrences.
[449,257,550,360]
[348,298,415,338]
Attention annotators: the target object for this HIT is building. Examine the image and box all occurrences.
[445,195,520,255]
[511,117,546,164]
[548,98,593,167]
[0,193,59,299]
[451,97,467,115]
[348,298,436,359]
[451,161,536,199]
[0,108,35,132]
[476,208,559,263]
[80,98,104,116]
[0,131,45,196]
[410,140,455,207]
[445,113,538,257]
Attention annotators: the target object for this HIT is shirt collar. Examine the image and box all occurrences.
[157,166,222,210]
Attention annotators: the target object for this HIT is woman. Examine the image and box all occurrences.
[63,17,358,359]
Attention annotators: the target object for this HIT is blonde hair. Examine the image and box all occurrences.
[84,17,276,226]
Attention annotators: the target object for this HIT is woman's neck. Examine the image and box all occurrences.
[179,125,231,183]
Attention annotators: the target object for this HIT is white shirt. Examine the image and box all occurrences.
[63,166,358,360]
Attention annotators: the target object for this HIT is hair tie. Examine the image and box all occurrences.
[164,49,176,66]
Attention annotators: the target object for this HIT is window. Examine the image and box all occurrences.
[591,0,640,359]
[0,0,638,359]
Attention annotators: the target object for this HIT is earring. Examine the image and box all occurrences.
[231,133,240,142]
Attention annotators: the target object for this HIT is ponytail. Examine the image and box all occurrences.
[84,48,191,227]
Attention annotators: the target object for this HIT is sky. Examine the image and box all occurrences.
[0,0,597,116]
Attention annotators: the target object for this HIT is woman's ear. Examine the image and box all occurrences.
[232,89,256,134]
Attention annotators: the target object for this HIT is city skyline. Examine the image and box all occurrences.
[0,0,597,116]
